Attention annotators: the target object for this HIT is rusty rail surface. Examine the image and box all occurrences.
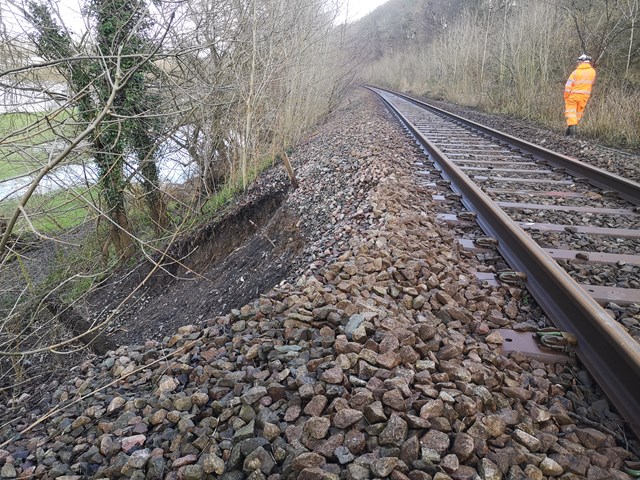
[369,86,640,439]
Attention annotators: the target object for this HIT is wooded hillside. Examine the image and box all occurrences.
[352,0,640,146]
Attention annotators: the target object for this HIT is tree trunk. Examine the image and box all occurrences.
[627,18,635,76]
[242,0,258,190]
[110,210,135,260]
[141,160,170,234]
[46,296,116,354]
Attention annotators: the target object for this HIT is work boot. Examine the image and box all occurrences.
[566,125,577,136]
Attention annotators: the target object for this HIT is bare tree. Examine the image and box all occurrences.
[162,0,354,197]
[23,0,173,259]
[617,0,640,75]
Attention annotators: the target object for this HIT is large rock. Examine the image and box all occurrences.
[452,433,475,461]
[304,417,331,439]
[242,386,268,404]
[243,446,275,475]
[421,430,450,456]
[379,413,408,446]
[371,458,398,477]
[290,452,326,472]
[333,409,364,429]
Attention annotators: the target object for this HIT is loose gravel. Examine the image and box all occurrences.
[0,88,637,480]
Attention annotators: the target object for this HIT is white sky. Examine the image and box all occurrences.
[4,0,391,37]
[340,0,390,23]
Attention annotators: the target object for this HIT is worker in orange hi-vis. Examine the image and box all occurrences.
[564,54,596,136]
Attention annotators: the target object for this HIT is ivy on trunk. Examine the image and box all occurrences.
[27,0,169,260]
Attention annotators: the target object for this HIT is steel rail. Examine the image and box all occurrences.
[374,87,640,206]
[369,87,640,439]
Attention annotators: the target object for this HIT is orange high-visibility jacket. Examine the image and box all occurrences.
[564,63,596,99]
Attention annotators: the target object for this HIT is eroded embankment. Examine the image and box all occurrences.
[0,89,637,480]
[86,186,305,349]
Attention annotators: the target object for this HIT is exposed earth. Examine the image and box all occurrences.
[76,87,640,351]
[0,87,639,479]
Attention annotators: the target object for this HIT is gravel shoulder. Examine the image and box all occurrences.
[0,88,638,480]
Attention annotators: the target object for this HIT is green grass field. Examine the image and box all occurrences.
[0,110,91,234]
[0,110,76,181]
[0,188,92,233]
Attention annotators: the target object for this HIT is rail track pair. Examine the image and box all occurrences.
[370,87,640,440]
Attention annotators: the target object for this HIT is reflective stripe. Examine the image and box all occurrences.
[564,64,596,96]
[565,93,589,126]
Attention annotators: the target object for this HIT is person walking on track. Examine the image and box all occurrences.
[564,54,596,136]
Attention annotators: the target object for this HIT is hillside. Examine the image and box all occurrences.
[352,0,640,147]
[350,0,466,59]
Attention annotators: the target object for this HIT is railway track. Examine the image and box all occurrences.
[370,87,640,440]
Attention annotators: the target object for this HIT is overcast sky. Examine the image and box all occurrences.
[340,0,390,22]
[5,0,391,36]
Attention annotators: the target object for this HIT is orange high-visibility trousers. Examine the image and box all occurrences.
[564,94,589,126]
